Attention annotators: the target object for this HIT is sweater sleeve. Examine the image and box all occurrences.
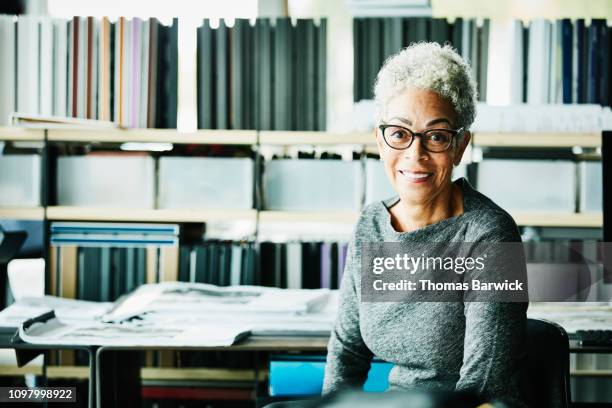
[456,302,528,407]
[455,211,528,407]
[322,238,374,394]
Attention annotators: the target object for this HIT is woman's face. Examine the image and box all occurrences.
[376,86,470,205]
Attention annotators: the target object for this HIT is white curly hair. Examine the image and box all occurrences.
[373,42,478,134]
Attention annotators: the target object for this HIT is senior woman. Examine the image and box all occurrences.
[322,43,527,407]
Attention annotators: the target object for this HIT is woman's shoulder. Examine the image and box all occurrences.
[353,196,398,240]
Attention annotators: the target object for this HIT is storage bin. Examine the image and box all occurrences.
[264,159,362,211]
[0,154,41,206]
[158,157,253,209]
[364,159,396,205]
[476,159,575,212]
[579,161,602,213]
[57,155,154,208]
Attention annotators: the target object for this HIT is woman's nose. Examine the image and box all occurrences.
[403,136,428,161]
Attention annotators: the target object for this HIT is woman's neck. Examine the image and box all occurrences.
[390,181,463,232]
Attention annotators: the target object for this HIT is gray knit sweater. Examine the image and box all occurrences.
[322,178,528,407]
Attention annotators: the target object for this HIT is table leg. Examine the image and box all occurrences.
[96,348,141,407]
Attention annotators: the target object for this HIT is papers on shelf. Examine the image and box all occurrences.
[10,113,118,129]
[102,282,331,322]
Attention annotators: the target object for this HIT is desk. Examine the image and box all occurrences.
[5,308,612,407]
[95,336,330,407]
[0,329,97,408]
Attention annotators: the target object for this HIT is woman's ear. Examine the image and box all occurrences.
[453,130,471,166]
[375,127,384,158]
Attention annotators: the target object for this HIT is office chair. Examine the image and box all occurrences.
[526,318,571,408]
[0,228,27,309]
[263,319,572,408]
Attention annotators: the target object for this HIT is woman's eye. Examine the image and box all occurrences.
[390,130,408,139]
[429,132,449,143]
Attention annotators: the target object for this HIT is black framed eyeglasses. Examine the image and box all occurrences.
[378,124,464,153]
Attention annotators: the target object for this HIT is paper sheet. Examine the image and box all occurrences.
[19,317,251,347]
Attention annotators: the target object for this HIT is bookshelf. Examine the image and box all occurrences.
[0,127,44,141]
[0,207,45,220]
[46,207,257,223]
[141,367,266,382]
[0,9,608,407]
[259,210,603,228]
[0,206,600,228]
[47,129,257,145]
[472,132,601,148]
[0,127,602,228]
[430,0,612,19]
[0,365,267,381]
[2,364,609,380]
[512,212,602,228]
[0,128,601,149]
[259,210,359,224]
[259,130,373,145]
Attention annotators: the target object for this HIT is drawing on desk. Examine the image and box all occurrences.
[103,282,330,322]
[2,283,336,347]
[0,296,112,328]
[19,315,251,347]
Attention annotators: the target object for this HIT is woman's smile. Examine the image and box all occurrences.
[396,169,434,184]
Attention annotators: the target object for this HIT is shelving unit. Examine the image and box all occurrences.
[512,212,602,228]
[259,130,373,145]
[1,206,601,228]
[0,127,604,228]
[258,210,359,224]
[47,128,257,145]
[0,207,45,220]
[46,207,257,223]
[0,365,267,381]
[0,127,45,141]
[473,132,601,148]
[2,127,603,148]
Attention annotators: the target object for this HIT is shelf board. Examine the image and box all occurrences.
[259,210,359,223]
[473,132,600,148]
[0,365,89,379]
[0,127,45,141]
[570,370,612,377]
[5,128,602,148]
[47,129,257,145]
[259,130,374,145]
[512,212,602,228]
[43,208,601,227]
[0,207,45,220]
[431,0,612,20]
[259,210,359,224]
[46,207,257,223]
[141,367,266,381]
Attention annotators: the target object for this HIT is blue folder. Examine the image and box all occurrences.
[269,355,392,396]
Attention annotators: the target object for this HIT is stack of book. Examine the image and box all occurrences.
[197,18,327,131]
[50,222,179,302]
[177,241,348,290]
[523,19,610,106]
[0,15,178,128]
[353,17,611,108]
[353,17,488,102]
